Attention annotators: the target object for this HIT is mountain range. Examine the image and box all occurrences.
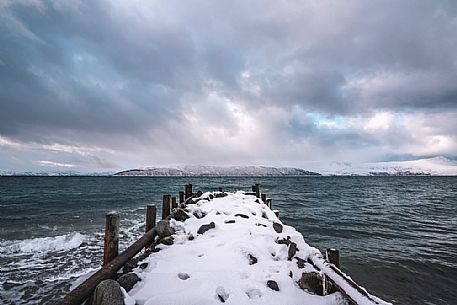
[1,157,456,176]
[114,157,457,176]
[114,166,320,176]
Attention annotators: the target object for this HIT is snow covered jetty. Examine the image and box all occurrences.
[58,184,391,305]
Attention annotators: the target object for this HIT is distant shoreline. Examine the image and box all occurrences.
[0,174,457,178]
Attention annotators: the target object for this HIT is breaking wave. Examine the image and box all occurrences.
[0,232,88,255]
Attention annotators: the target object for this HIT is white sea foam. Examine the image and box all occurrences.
[48,267,99,284]
[0,232,88,255]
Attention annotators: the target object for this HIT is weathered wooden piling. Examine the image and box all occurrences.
[254,184,260,198]
[162,195,171,219]
[326,248,341,268]
[103,213,120,266]
[145,205,156,249]
[261,193,267,204]
[179,191,185,203]
[266,198,272,209]
[325,248,340,295]
[146,205,157,232]
[185,184,193,199]
[171,196,177,209]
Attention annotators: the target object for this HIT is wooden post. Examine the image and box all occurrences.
[103,213,120,266]
[326,248,341,268]
[267,198,272,209]
[251,185,256,192]
[325,248,340,295]
[254,184,260,198]
[179,191,185,203]
[146,204,156,232]
[185,184,193,199]
[171,196,177,209]
[162,195,171,220]
[145,205,156,250]
[261,193,267,204]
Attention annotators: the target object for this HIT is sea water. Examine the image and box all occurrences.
[0,176,456,304]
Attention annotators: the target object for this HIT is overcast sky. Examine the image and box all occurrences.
[1,0,457,172]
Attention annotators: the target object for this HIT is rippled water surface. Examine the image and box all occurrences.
[1,177,456,304]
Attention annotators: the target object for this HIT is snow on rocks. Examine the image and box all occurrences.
[127,191,347,305]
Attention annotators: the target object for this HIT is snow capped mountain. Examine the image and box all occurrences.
[114,166,321,176]
[3,157,456,176]
[314,156,457,176]
[0,170,113,176]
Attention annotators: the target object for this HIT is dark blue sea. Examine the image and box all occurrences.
[0,177,456,305]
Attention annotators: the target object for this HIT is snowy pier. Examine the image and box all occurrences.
[57,184,391,305]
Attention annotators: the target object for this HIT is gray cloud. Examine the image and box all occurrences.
[0,0,456,170]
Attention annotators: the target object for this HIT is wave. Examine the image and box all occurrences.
[0,232,89,255]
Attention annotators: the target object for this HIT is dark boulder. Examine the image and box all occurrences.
[156,220,174,239]
[123,258,140,273]
[178,273,190,280]
[276,236,291,245]
[267,280,280,291]
[117,273,140,292]
[197,222,215,234]
[288,242,299,261]
[171,209,190,222]
[296,257,306,268]
[298,272,323,295]
[272,222,283,233]
[248,254,258,265]
[90,279,124,305]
